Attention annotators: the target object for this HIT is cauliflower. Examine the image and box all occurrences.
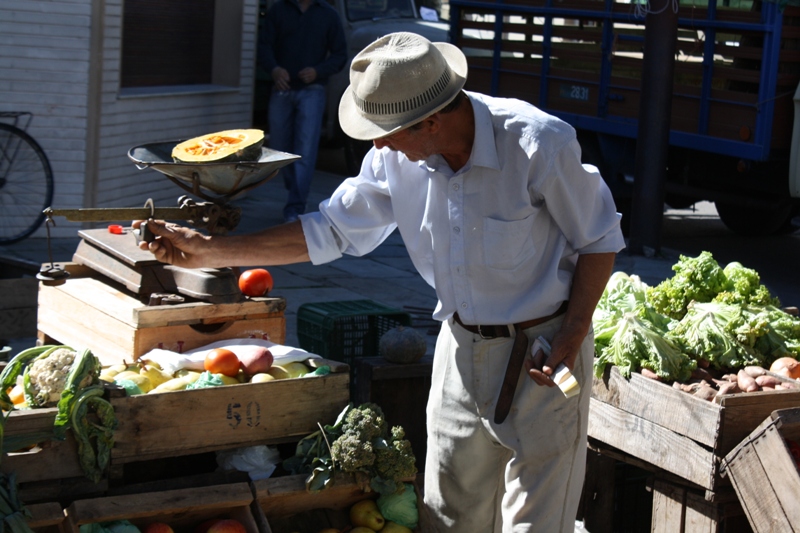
[21,347,97,408]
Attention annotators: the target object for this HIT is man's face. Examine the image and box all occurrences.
[372,123,435,162]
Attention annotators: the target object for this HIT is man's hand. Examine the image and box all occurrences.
[133,219,211,269]
[272,66,290,91]
[523,329,582,387]
[298,67,317,84]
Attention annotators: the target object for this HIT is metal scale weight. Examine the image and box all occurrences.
[39,140,300,306]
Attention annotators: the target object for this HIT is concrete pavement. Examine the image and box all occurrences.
[0,149,678,356]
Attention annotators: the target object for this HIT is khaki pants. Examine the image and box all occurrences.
[424,315,593,533]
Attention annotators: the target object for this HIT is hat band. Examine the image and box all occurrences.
[353,68,452,118]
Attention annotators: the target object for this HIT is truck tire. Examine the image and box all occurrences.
[714,200,798,236]
[344,137,373,177]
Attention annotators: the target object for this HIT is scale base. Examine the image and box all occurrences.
[72,228,243,304]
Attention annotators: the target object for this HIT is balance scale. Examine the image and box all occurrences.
[41,140,301,306]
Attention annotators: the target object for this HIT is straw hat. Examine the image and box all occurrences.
[338,32,468,141]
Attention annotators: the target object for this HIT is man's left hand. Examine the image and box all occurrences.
[298,67,317,84]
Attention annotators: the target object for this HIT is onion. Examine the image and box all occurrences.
[770,357,800,380]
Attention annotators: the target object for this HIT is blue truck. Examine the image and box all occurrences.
[449,0,800,235]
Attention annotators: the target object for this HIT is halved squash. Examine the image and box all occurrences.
[172,129,265,163]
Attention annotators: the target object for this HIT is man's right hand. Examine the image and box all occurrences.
[272,67,290,91]
[133,219,211,269]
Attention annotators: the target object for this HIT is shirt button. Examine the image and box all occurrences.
[453,183,460,191]
[453,226,460,233]
[461,302,468,309]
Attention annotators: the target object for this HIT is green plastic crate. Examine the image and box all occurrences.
[296,300,412,366]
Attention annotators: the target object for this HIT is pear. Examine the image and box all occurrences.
[140,364,172,389]
[349,499,384,531]
[381,522,413,533]
[215,373,240,386]
[249,373,275,383]
[267,362,310,380]
[115,372,152,393]
[150,376,192,393]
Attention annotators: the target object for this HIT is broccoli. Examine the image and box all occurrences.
[284,402,417,495]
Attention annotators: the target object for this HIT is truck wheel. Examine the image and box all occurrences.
[714,200,797,236]
[344,137,373,176]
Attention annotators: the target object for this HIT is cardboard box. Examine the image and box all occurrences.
[37,264,286,366]
[63,482,259,533]
[110,359,350,464]
[589,365,800,492]
[253,473,432,533]
[720,407,800,532]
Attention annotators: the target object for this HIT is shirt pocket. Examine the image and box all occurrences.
[483,214,536,270]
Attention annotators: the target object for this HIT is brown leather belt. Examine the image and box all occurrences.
[453,301,568,339]
[453,302,569,424]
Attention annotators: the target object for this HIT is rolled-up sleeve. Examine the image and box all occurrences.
[301,152,398,265]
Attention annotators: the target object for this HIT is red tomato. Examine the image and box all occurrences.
[238,268,273,297]
[204,348,241,377]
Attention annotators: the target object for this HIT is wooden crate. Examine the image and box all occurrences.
[650,478,751,533]
[37,264,286,366]
[63,482,260,533]
[109,358,350,464]
[2,407,107,504]
[720,407,800,532]
[589,366,800,492]
[28,501,67,533]
[0,267,38,340]
[354,355,432,472]
[252,473,433,533]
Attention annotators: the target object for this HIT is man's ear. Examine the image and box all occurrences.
[426,113,442,134]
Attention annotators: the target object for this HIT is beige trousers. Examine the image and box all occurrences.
[423,315,593,533]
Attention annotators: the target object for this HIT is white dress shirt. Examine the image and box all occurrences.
[301,91,626,324]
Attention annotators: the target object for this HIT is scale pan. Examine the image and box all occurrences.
[128,141,301,197]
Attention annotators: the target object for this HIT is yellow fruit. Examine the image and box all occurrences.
[140,365,172,389]
[380,522,413,533]
[349,499,384,531]
[8,385,24,405]
[268,362,310,380]
[174,370,202,383]
[249,373,275,383]
[215,373,240,386]
[116,373,152,393]
[150,376,192,393]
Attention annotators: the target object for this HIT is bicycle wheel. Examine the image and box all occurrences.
[0,123,54,245]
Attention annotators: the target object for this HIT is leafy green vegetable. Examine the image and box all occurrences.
[377,482,419,529]
[713,262,781,308]
[647,251,728,320]
[0,472,35,533]
[667,302,763,370]
[594,312,696,381]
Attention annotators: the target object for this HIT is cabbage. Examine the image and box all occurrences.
[713,262,781,307]
[377,483,419,530]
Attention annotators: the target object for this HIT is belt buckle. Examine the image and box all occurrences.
[477,324,494,339]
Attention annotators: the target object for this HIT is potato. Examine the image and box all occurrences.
[737,369,759,393]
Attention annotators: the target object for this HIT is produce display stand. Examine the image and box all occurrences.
[252,473,432,533]
[106,358,350,465]
[28,501,68,533]
[36,263,287,366]
[585,365,800,532]
[720,407,800,532]
[2,406,107,504]
[63,482,260,533]
[354,355,433,472]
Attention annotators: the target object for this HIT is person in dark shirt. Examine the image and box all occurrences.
[258,0,347,222]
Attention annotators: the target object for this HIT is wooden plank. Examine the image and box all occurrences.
[28,502,65,529]
[64,483,258,533]
[717,390,800,455]
[588,399,717,489]
[3,432,85,483]
[253,473,371,519]
[577,451,616,533]
[110,372,349,463]
[592,367,722,449]
[651,479,686,533]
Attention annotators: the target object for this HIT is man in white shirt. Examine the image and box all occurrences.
[139,32,624,533]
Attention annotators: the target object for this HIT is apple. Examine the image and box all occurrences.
[349,499,385,531]
[206,519,247,533]
[142,523,174,533]
[237,346,274,376]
